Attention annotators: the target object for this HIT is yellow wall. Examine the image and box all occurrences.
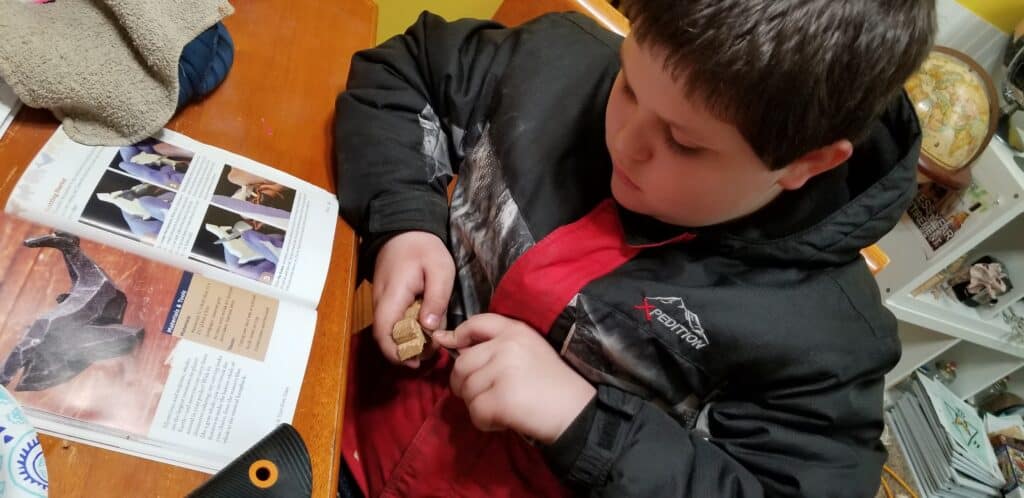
[957,0,1024,34]
[376,0,503,44]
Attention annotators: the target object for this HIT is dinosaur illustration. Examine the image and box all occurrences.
[0,232,144,391]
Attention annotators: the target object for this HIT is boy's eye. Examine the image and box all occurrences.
[666,133,700,155]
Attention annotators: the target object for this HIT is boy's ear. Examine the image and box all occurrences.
[776,139,854,191]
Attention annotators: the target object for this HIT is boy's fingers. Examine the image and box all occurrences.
[456,361,499,403]
[430,329,459,349]
[449,343,496,396]
[433,313,517,349]
[418,261,454,330]
[466,390,502,432]
[373,286,416,364]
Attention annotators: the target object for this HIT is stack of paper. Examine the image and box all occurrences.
[887,373,1005,498]
[0,76,21,140]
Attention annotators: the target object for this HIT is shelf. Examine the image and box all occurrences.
[930,342,1024,400]
[975,364,1024,412]
[1000,370,1024,403]
[875,139,1024,299]
[888,291,1022,358]
[963,214,1024,320]
[885,322,961,389]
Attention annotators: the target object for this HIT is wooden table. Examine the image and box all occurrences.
[0,1,376,496]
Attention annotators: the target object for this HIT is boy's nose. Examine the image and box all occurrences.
[614,116,652,164]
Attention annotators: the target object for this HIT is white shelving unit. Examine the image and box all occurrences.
[933,342,1020,399]
[886,321,961,389]
[877,1,1024,400]
[880,138,1024,395]
[999,351,1024,401]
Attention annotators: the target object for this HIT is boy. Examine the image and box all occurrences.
[335,1,935,496]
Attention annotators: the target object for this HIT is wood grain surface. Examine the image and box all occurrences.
[0,1,377,496]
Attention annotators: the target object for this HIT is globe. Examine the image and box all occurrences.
[904,47,998,188]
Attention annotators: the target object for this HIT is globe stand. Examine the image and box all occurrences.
[907,46,1000,190]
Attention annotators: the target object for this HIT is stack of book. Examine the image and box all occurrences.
[886,373,1005,497]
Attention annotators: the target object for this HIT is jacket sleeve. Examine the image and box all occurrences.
[546,371,890,497]
[334,12,512,279]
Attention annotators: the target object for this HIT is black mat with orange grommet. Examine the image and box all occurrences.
[188,423,312,497]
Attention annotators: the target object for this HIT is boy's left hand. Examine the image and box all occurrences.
[433,313,596,445]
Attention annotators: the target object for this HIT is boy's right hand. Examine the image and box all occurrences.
[372,230,455,368]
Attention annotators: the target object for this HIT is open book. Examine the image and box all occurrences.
[1,127,338,473]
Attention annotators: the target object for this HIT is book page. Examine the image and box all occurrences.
[0,213,316,471]
[5,127,337,309]
[0,77,18,140]
[145,302,315,470]
[168,273,277,361]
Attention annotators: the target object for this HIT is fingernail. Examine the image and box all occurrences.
[424,314,440,329]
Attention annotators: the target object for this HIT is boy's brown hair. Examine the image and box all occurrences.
[621,0,936,169]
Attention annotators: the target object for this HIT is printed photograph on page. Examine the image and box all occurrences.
[0,212,182,436]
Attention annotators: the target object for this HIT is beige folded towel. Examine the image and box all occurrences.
[0,0,234,145]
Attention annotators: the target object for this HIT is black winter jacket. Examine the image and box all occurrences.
[336,12,919,497]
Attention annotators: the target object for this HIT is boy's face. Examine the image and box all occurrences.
[605,36,789,227]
